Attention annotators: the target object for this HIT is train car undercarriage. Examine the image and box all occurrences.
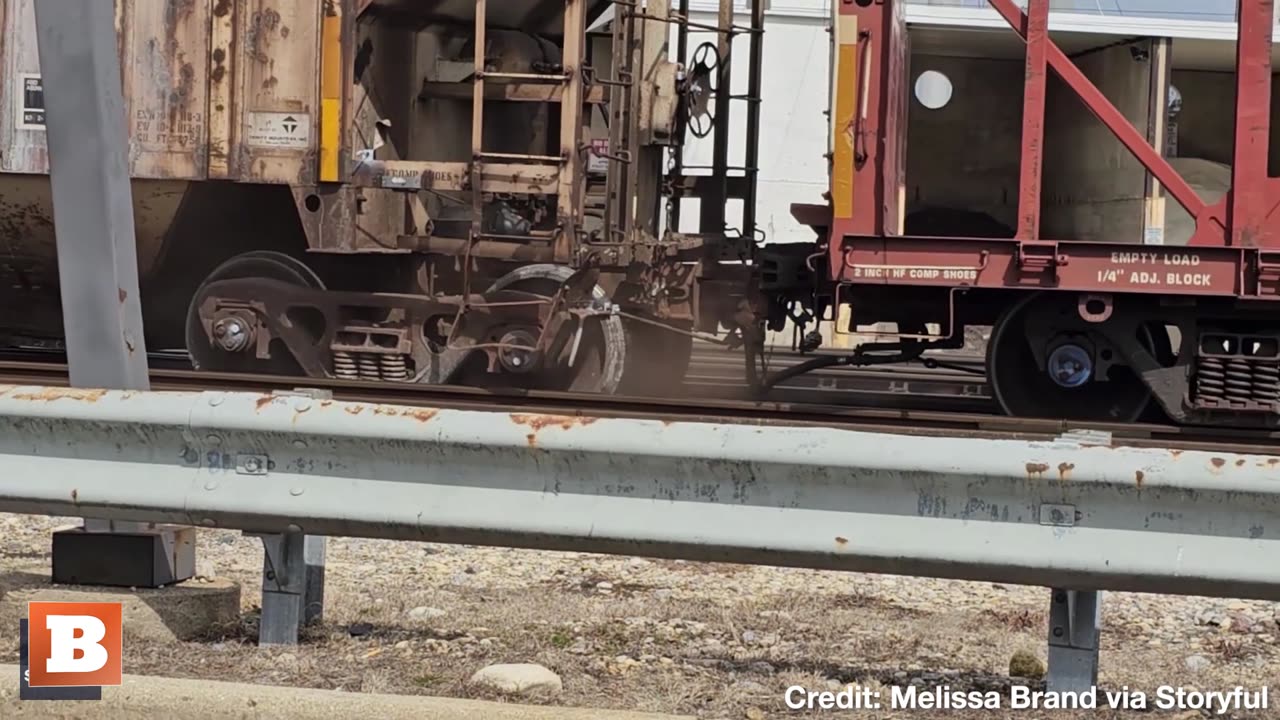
[175,0,765,396]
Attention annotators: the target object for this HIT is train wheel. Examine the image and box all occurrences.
[185,251,325,374]
[471,264,627,394]
[987,293,1166,423]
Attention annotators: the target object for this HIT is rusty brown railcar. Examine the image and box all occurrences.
[0,0,766,395]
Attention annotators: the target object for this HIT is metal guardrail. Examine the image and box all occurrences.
[3,384,1279,600]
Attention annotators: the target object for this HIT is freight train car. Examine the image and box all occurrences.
[762,0,1280,428]
[0,0,765,395]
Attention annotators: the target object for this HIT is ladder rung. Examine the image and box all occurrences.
[477,71,569,82]
[477,151,565,164]
[593,74,634,87]
[593,148,633,164]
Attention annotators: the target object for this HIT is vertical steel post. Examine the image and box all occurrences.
[741,0,764,243]
[1142,38,1173,246]
[254,532,327,646]
[557,0,588,263]
[1046,589,1102,693]
[33,0,149,389]
[34,0,197,585]
[1015,0,1048,240]
[699,0,734,235]
[631,0,670,239]
[1230,0,1275,247]
[669,0,690,232]
[470,0,488,251]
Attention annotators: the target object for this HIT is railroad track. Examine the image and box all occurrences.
[686,342,991,411]
[2,350,1278,455]
[0,342,995,412]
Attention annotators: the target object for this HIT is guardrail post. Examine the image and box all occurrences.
[33,0,195,589]
[303,535,327,626]
[1046,588,1102,693]
[252,531,327,645]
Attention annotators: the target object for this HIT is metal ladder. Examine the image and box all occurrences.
[468,0,591,273]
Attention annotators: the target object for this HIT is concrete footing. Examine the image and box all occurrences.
[0,571,240,643]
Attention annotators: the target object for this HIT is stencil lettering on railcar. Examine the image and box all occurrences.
[1096,251,1212,288]
[849,265,978,282]
[133,109,204,148]
[1108,251,1202,266]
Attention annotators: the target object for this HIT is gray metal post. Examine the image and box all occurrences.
[1047,589,1103,693]
[34,0,194,587]
[33,0,149,388]
[254,532,327,645]
[303,535,327,626]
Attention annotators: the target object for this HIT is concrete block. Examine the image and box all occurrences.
[51,524,195,588]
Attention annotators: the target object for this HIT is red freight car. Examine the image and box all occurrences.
[762,0,1280,428]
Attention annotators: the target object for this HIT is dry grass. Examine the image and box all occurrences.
[980,606,1044,633]
[0,517,1276,719]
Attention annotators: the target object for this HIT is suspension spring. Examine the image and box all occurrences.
[1195,357,1226,404]
[333,351,359,380]
[1225,358,1253,403]
[380,354,410,381]
[1253,362,1280,405]
[356,353,381,381]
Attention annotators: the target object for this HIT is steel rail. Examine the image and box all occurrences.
[0,344,993,401]
[0,383,1278,600]
[1,359,1279,454]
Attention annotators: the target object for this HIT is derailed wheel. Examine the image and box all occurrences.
[987,293,1170,423]
[185,251,324,374]
[461,264,626,394]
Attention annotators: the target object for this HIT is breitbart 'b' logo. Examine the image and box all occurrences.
[26,602,122,688]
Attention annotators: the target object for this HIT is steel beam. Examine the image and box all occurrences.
[1,386,1280,600]
[1231,0,1275,247]
[33,0,195,587]
[1015,0,1048,240]
[33,0,150,388]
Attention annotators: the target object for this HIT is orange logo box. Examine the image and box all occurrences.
[27,601,123,687]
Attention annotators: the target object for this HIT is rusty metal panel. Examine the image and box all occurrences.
[0,0,49,173]
[234,0,321,184]
[207,0,236,178]
[3,0,211,178]
[121,0,212,179]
